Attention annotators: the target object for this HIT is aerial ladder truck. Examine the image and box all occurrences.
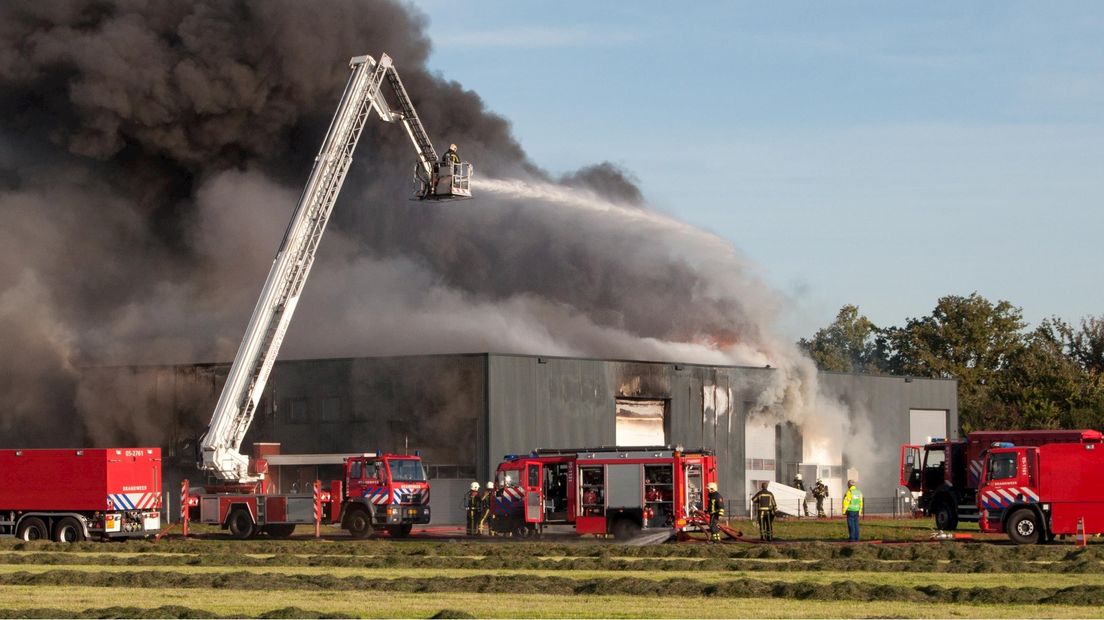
[187,53,470,539]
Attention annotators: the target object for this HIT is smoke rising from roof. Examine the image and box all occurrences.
[0,0,877,478]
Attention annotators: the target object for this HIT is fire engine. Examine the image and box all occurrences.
[186,52,469,538]
[0,448,162,542]
[900,429,1102,530]
[490,446,718,539]
[978,441,1104,544]
[188,451,429,539]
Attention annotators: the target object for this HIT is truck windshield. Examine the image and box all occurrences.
[987,453,1017,481]
[387,459,426,482]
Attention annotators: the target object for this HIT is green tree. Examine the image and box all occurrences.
[798,305,886,373]
[881,293,1026,432]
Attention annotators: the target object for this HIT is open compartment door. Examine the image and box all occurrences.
[524,462,543,524]
[900,444,922,491]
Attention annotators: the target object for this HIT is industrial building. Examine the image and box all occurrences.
[84,353,957,524]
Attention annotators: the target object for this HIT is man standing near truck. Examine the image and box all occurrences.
[843,479,863,542]
[465,481,481,536]
[706,482,726,543]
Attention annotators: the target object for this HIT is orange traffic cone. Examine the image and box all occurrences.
[1075,517,1086,547]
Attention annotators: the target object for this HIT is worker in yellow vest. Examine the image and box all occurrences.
[843,479,863,542]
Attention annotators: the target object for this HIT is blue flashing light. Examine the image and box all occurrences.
[992,442,1014,448]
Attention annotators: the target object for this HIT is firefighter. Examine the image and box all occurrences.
[812,478,829,518]
[750,481,777,541]
[479,480,495,535]
[843,479,863,542]
[464,481,481,536]
[706,482,725,543]
[793,473,808,517]
[441,143,460,166]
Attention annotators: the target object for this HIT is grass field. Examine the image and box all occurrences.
[0,518,1100,618]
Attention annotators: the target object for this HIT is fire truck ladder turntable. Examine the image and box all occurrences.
[200,53,471,484]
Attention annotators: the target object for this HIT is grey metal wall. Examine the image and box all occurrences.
[817,372,958,503]
[83,353,957,520]
[485,354,779,513]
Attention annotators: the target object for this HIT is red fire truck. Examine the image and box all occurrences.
[0,448,162,541]
[490,446,718,539]
[978,441,1104,544]
[900,429,1102,530]
[188,452,430,539]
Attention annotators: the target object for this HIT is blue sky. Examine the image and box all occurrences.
[410,1,1104,338]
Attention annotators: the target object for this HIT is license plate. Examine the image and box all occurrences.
[105,514,121,533]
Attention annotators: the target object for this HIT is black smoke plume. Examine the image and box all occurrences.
[0,0,794,447]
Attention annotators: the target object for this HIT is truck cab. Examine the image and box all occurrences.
[900,439,975,529]
[978,446,1044,544]
[341,453,430,538]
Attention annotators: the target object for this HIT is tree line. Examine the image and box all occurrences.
[799,293,1104,433]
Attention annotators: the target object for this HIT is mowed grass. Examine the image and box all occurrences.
[0,586,1098,619]
[0,519,1100,618]
[1,562,1102,589]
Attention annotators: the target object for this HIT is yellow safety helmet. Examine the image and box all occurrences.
[707,482,718,492]
[448,143,457,151]
[486,481,495,488]
[470,482,480,491]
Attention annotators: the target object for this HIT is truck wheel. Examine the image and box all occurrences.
[346,508,373,539]
[1007,509,1041,545]
[388,524,413,538]
[933,501,958,531]
[54,517,85,543]
[18,517,48,541]
[227,509,256,540]
[262,524,296,539]
[612,518,641,541]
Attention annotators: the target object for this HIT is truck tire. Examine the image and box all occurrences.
[612,518,641,541]
[227,509,257,540]
[388,524,413,538]
[17,517,48,541]
[262,524,296,539]
[1007,508,1041,545]
[54,517,85,543]
[933,501,958,531]
[346,507,373,539]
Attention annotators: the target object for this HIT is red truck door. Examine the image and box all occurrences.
[900,445,921,490]
[524,462,543,524]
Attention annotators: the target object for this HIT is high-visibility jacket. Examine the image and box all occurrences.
[464,490,481,511]
[843,485,863,512]
[442,150,460,165]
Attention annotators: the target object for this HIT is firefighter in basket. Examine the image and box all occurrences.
[751,481,777,541]
[706,482,725,543]
[464,481,481,536]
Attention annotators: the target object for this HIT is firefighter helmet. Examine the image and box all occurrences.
[504,474,513,486]
[448,143,457,152]
[707,482,718,492]
[486,481,494,489]
[816,478,823,484]
[470,482,480,491]
[794,473,803,481]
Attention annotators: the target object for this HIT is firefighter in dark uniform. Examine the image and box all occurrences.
[479,480,495,536]
[751,481,777,541]
[793,473,808,517]
[464,481,481,536]
[812,478,829,518]
[706,482,725,543]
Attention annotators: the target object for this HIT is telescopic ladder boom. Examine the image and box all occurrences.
[199,53,469,483]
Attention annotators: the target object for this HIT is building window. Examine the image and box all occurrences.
[615,399,667,446]
[287,399,308,424]
[321,397,341,422]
